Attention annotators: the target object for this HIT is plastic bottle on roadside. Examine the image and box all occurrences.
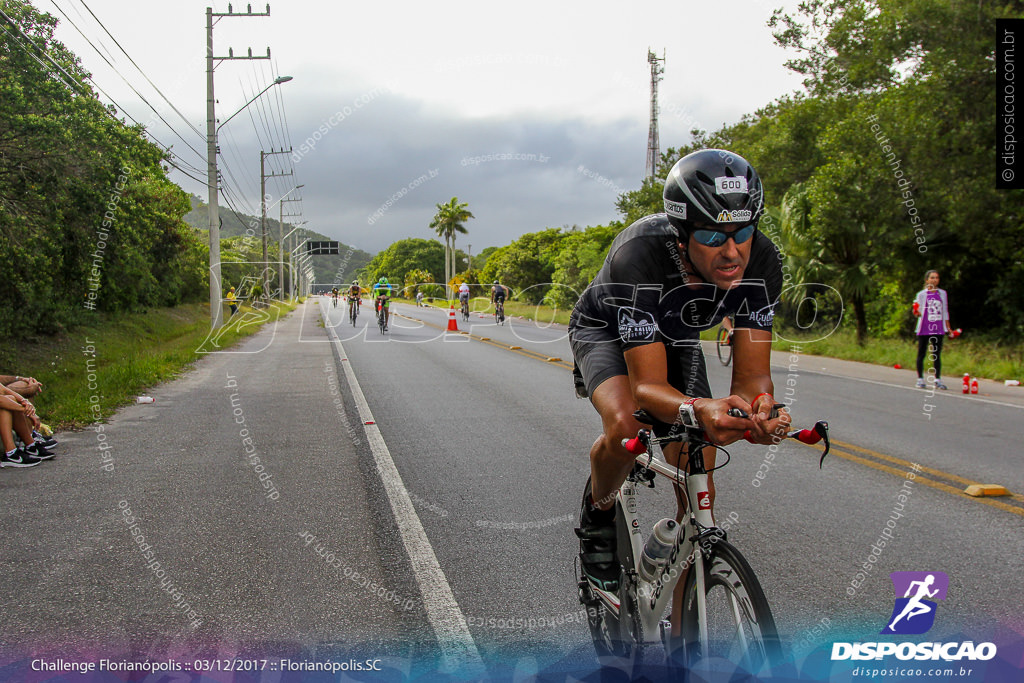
[136,396,155,404]
[639,518,678,583]
[962,374,971,394]
[970,377,979,394]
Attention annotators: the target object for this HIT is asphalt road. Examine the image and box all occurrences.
[3,298,1022,680]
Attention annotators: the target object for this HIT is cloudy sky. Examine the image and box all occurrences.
[47,0,807,254]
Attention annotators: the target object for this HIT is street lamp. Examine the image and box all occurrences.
[288,230,310,298]
[207,74,293,329]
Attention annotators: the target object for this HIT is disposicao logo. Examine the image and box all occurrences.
[881,571,947,635]
[831,571,997,662]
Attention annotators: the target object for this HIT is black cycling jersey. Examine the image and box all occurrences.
[570,214,783,351]
[491,286,507,302]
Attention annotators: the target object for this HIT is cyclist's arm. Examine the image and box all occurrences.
[624,342,750,445]
[730,327,791,443]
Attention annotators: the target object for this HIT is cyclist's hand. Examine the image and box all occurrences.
[695,396,756,445]
[745,393,791,445]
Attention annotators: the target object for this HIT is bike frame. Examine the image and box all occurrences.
[597,432,717,647]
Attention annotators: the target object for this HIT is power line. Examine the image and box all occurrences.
[0,8,211,188]
[48,0,207,165]
[73,0,205,139]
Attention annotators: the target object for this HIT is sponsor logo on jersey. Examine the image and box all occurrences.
[748,304,776,327]
[697,491,711,510]
[715,176,748,195]
[716,209,753,223]
[617,307,658,342]
[665,200,687,219]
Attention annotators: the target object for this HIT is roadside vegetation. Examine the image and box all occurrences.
[1,301,298,429]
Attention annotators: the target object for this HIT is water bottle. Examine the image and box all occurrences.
[962,374,970,394]
[912,301,920,316]
[136,396,155,404]
[639,518,678,583]
[970,377,979,394]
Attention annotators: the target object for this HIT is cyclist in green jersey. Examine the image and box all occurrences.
[373,277,392,330]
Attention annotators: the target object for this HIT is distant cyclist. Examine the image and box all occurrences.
[458,281,471,319]
[374,277,392,330]
[331,286,340,308]
[348,280,361,306]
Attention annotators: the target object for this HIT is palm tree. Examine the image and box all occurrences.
[429,197,474,299]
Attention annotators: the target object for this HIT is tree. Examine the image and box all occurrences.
[0,1,204,336]
[480,228,563,304]
[361,238,444,290]
[546,224,620,309]
[429,197,474,297]
[769,0,1024,338]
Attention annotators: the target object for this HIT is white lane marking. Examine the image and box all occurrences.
[324,314,484,675]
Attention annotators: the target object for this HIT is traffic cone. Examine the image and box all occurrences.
[447,304,459,332]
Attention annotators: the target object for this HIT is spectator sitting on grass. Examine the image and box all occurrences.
[0,391,55,467]
[1,374,43,398]
[0,375,56,447]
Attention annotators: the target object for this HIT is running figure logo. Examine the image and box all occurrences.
[880,571,949,635]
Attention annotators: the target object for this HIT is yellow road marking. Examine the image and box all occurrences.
[397,308,1022,517]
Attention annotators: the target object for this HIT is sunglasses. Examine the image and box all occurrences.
[690,224,755,247]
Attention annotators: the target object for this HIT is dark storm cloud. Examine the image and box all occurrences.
[219,86,652,253]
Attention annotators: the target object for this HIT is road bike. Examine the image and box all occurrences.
[349,296,359,326]
[716,322,733,367]
[577,406,829,673]
[332,293,338,309]
[494,299,505,326]
[376,297,388,334]
[460,297,470,322]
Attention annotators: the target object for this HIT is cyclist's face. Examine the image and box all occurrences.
[684,230,751,289]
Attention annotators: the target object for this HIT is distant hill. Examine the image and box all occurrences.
[184,195,373,284]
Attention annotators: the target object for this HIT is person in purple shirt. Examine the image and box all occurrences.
[913,270,953,389]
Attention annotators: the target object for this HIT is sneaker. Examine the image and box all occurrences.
[25,443,55,461]
[1,449,42,468]
[32,430,57,448]
[575,480,620,593]
[935,380,948,390]
[915,378,926,388]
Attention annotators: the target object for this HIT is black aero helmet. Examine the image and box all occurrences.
[663,149,764,236]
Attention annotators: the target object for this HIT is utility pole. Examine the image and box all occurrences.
[280,201,302,297]
[207,4,272,330]
[646,48,665,180]
[260,148,292,300]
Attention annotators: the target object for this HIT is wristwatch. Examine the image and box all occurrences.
[678,398,702,429]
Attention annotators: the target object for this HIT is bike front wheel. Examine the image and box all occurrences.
[678,539,781,674]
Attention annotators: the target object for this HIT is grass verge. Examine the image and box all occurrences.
[1,300,299,429]
[772,327,1023,382]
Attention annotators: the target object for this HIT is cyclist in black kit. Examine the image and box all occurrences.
[491,280,508,323]
[570,149,791,599]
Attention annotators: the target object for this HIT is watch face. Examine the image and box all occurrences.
[679,404,697,428]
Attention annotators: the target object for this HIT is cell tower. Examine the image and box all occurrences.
[646,48,665,179]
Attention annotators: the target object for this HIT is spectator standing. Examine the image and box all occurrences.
[913,270,953,389]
